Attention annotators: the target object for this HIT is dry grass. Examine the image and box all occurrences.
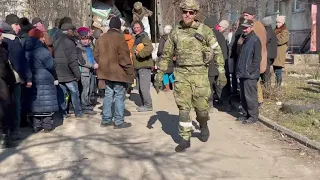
[261,73,320,142]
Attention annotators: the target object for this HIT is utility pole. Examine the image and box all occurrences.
[156,0,164,35]
[86,0,93,28]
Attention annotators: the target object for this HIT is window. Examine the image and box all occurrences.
[274,0,280,13]
[293,0,304,12]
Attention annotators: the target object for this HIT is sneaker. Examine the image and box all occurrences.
[136,106,153,112]
[75,114,86,119]
[100,122,113,127]
[114,122,132,129]
[175,138,191,152]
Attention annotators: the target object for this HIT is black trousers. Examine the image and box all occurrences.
[239,78,259,120]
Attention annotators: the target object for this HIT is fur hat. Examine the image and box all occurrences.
[219,20,229,29]
[276,15,286,24]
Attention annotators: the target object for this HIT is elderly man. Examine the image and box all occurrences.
[54,23,83,118]
[242,7,267,106]
[156,0,224,152]
[236,19,261,124]
[218,20,229,33]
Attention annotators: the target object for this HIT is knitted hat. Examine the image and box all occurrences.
[61,23,76,31]
[243,6,256,15]
[219,20,229,29]
[77,27,90,37]
[204,15,218,28]
[109,17,121,30]
[134,2,143,10]
[29,28,44,39]
[262,16,273,26]
[31,17,42,25]
[276,15,286,24]
[5,14,20,25]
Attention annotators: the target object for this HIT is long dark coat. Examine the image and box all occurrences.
[24,37,59,113]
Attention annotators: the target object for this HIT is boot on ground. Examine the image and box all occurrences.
[175,138,191,152]
[0,134,17,149]
[199,123,210,142]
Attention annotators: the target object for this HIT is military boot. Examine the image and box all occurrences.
[0,134,16,149]
[199,123,210,142]
[175,138,190,152]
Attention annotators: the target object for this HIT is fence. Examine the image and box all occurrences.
[289,29,311,53]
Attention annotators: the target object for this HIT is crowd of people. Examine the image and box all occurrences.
[0,0,289,152]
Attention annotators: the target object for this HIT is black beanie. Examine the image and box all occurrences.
[243,6,256,15]
[109,17,121,30]
[203,15,218,28]
[5,14,20,25]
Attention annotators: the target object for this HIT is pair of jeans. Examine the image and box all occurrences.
[136,69,152,108]
[162,73,175,86]
[102,81,126,126]
[11,83,22,133]
[81,76,94,111]
[58,81,83,116]
[273,66,283,84]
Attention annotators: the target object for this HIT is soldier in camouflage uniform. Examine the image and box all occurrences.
[155,0,225,152]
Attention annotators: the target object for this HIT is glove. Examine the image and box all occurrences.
[54,80,59,86]
[154,72,163,94]
[217,73,227,87]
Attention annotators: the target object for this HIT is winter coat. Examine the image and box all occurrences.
[253,20,267,74]
[24,37,59,113]
[132,32,154,70]
[265,25,277,59]
[236,32,262,79]
[0,45,15,127]
[54,34,81,82]
[1,27,32,83]
[77,43,97,77]
[274,25,289,68]
[208,29,227,77]
[94,29,134,84]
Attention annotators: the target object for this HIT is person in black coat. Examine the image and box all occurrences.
[0,29,17,148]
[236,20,261,124]
[262,16,278,88]
[25,29,59,133]
[1,15,33,139]
[203,15,228,107]
[54,23,83,118]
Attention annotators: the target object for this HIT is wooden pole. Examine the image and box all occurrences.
[156,0,164,35]
[310,4,317,53]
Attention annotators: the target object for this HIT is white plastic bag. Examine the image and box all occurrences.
[141,16,151,39]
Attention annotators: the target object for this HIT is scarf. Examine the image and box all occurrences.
[275,24,287,35]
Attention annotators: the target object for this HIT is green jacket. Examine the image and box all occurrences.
[158,21,224,75]
[132,32,154,70]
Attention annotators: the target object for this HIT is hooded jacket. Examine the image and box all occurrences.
[0,22,32,83]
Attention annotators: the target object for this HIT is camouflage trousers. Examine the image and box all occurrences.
[173,72,211,140]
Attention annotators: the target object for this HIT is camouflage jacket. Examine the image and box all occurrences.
[158,20,224,75]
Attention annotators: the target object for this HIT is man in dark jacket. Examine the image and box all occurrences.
[54,23,83,118]
[94,17,134,129]
[203,15,228,107]
[1,14,32,139]
[0,28,17,148]
[19,17,34,47]
[262,16,277,88]
[236,20,261,124]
